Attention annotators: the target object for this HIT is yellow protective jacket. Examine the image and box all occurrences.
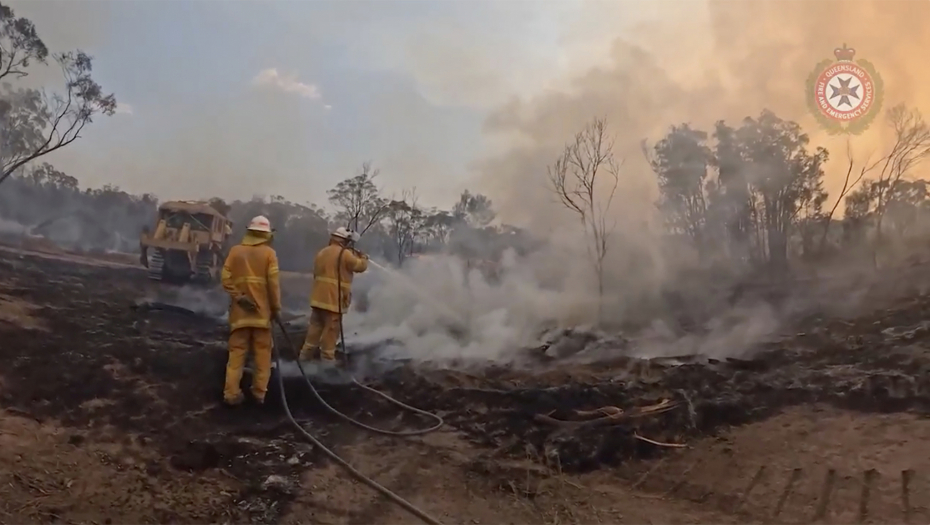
[309,240,368,313]
[221,232,282,332]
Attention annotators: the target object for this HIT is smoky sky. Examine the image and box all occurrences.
[480,0,930,228]
[4,0,929,217]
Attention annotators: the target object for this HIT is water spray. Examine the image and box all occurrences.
[367,259,467,323]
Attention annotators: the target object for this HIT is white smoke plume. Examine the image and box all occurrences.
[342,240,777,366]
[8,0,930,369]
[337,0,930,366]
[347,252,577,363]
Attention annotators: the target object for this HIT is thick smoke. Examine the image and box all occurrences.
[348,250,584,363]
[6,0,930,367]
[340,0,930,365]
[348,242,780,365]
[0,218,27,236]
[483,0,930,224]
[0,174,155,254]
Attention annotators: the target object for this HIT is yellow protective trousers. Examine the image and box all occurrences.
[300,308,342,361]
[224,327,273,403]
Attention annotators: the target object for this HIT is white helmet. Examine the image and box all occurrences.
[332,226,359,242]
[247,215,272,233]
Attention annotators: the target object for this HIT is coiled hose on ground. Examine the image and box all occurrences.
[269,243,445,524]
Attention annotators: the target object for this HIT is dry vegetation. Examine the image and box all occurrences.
[0,247,930,523]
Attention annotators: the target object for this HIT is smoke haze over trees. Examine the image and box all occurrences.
[0,157,526,273]
[6,104,930,275]
[5,0,930,344]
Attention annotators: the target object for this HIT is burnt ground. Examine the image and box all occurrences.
[4,246,930,523]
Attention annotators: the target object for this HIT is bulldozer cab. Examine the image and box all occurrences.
[140,201,233,285]
[155,202,230,245]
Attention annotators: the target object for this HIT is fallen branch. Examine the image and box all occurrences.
[12,472,50,496]
[533,399,679,428]
[575,406,623,418]
[634,433,686,448]
[3,407,42,423]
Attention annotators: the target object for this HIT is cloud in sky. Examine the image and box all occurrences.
[3,0,629,206]
[113,103,133,116]
[252,68,323,102]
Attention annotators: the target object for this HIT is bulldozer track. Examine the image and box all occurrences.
[144,248,221,285]
[619,460,930,523]
[194,250,221,284]
[146,249,164,281]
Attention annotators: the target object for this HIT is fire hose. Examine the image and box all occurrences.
[268,244,444,525]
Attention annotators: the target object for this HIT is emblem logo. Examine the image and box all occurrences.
[806,44,884,135]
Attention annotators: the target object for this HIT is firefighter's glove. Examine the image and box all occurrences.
[236,295,258,312]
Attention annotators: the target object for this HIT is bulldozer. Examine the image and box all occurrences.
[139,201,233,285]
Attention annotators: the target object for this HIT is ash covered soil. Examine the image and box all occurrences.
[4,246,930,523]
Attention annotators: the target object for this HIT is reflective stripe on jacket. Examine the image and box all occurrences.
[309,241,368,313]
[221,233,282,331]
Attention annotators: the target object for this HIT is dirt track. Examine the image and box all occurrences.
[4,247,930,523]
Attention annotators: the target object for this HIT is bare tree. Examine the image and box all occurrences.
[871,105,930,242]
[817,139,878,252]
[548,117,620,319]
[326,161,389,235]
[0,2,116,186]
[842,105,930,265]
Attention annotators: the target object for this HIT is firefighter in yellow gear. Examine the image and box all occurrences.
[220,215,282,406]
[300,227,369,364]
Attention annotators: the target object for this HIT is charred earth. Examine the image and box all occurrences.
[3,245,930,523]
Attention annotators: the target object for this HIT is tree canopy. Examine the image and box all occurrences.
[0,1,116,186]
